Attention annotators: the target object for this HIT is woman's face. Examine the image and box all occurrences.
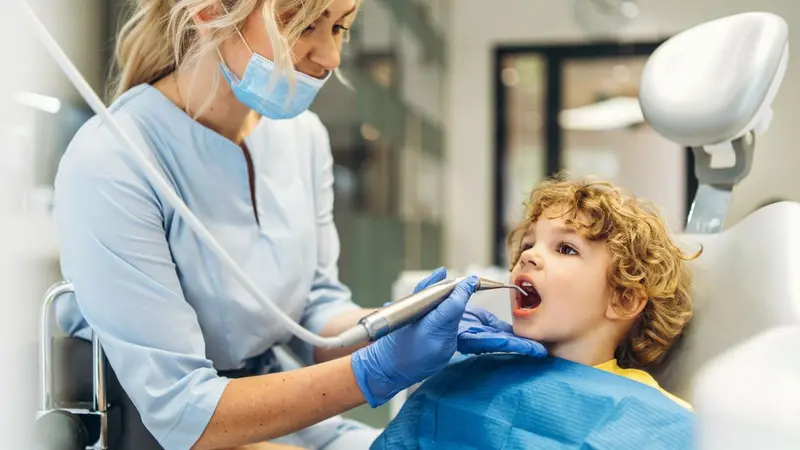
[221,0,357,79]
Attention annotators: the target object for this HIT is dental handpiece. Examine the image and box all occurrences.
[335,277,527,347]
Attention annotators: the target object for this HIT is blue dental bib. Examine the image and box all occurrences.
[372,355,695,449]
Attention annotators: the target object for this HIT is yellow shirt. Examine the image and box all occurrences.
[594,359,694,411]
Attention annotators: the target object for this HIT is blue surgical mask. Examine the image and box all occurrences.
[218,31,330,120]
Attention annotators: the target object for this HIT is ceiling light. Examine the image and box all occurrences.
[559,97,644,131]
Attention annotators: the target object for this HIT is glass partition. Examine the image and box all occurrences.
[493,43,693,266]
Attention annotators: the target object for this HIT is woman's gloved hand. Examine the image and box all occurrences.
[457,306,547,357]
[414,268,547,358]
[351,267,478,407]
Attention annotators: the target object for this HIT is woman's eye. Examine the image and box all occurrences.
[558,243,578,256]
[302,25,315,35]
[333,24,349,35]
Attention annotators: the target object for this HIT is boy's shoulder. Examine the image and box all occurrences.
[595,359,694,411]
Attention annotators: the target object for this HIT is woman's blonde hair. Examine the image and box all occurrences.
[111,0,353,114]
[507,173,701,369]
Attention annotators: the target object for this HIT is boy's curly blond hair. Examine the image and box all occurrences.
[506,173,701,369]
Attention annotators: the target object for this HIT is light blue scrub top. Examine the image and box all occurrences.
[53,84,361,449]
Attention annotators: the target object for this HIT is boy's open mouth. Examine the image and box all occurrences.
[513,276,542,316]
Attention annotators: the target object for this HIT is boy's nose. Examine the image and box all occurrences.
[520,249,543,268]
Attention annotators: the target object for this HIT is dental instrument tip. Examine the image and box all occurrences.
[475,277,528,295]
[509,284,528,296]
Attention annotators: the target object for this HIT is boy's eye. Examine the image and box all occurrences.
[558,243,578,256]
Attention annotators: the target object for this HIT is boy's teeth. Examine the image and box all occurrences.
[521,281,533,287]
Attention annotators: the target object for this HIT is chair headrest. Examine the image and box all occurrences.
[640,12,788,147]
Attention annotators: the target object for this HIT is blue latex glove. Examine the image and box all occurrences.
[351,267,478,407]
[458,306,547,357]
[414,268,547,358]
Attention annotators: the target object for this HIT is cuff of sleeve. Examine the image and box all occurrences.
[304,299,361,335]
[161,374,231,450]
[297,300,361,365]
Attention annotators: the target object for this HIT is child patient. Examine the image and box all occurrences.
[505,173,699,409]
[370,174,700,449]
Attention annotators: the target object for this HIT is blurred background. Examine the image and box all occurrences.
[4,0,799,433]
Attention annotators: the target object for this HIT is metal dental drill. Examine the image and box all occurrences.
[336,277,528,347]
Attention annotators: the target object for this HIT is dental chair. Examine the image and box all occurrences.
[35,282,161,450]
[35,11,796,450]
[641,12,800,448]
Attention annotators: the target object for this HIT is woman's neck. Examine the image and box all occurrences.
[153,54,259,146]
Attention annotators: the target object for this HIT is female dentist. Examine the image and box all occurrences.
[52,0,544,449]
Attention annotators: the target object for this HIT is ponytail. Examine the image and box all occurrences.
[111,0,177,100]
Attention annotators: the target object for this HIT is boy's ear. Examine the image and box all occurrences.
[607,288,647,321]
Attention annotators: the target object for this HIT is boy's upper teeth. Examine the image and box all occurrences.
[522,281,533,287]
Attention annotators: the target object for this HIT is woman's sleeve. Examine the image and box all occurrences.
[53,131,229,450]
[289,114,361,365]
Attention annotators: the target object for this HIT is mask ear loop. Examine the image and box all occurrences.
[230,24,254,54]
[217,1,254,57]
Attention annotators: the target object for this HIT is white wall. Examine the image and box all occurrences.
[0,2,98,446]
[564,126,686,231]
[445,0,800,269]
[23,0,107,104]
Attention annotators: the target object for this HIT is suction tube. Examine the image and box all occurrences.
[15,1,348,349]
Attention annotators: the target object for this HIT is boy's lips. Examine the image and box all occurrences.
[513,274,542,318]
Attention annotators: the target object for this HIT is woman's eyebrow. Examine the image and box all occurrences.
[322,5,357,21]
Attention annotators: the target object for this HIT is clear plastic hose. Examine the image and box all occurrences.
[16,0,348,349]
